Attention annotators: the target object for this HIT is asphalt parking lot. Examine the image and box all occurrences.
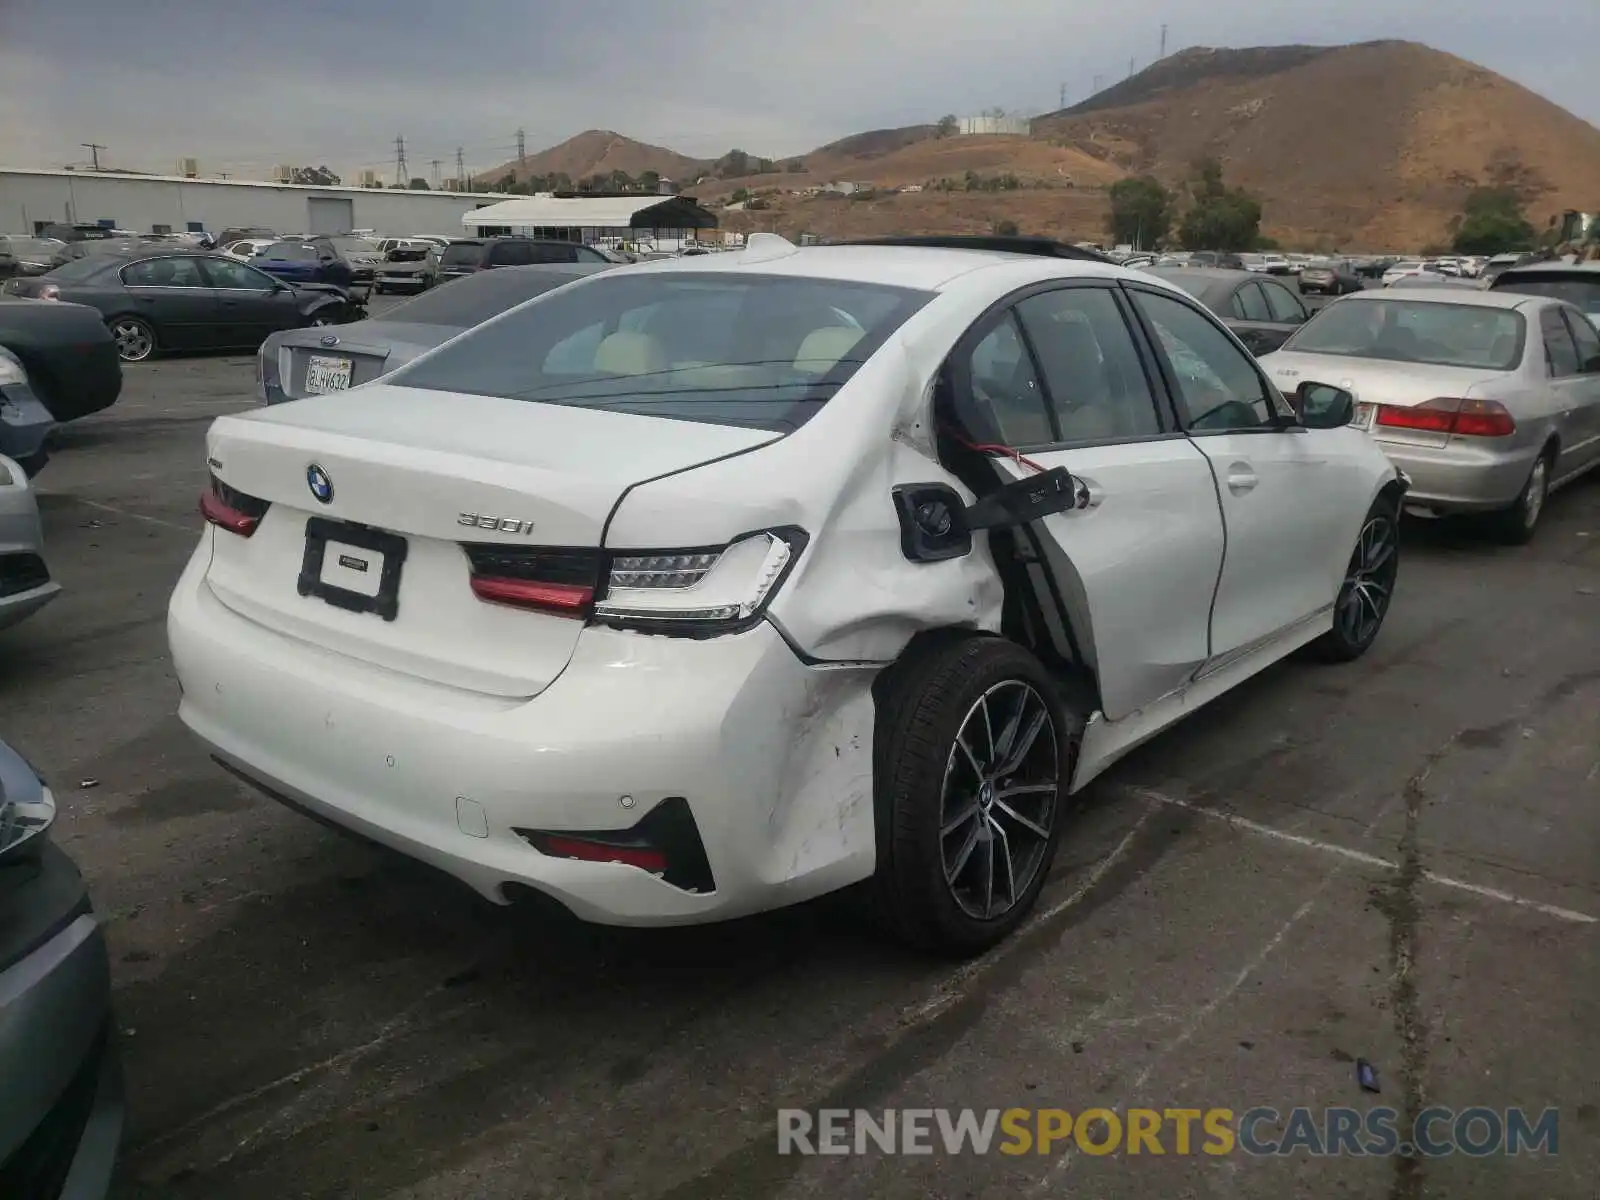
[3,315,1597,1199]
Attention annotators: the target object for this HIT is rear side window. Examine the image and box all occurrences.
[1232,284,1271,322]
[528,243,578,264]
[1261,281,1306,323]
[1541,307,1580,377]
[440,242,486,267]
[391,272,932,433]
[1564,307,1600,370]
[1015,288,1163,441]
[488,241,534,266]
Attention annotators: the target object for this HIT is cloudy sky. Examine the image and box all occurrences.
[2,0,1596,183]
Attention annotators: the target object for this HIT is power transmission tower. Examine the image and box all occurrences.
[1092,74,1104,93]
[430,159,442,187]
[455,147,466,191]
[1128,57,1135,78]
[1059,82,1067,109]
[1160,23,1168,59]
[516,128,526,169]
[393,135,408,186]
[80,143,106,170]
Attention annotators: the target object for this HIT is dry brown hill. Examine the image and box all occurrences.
[477,130,707,187]
[1032,40,1600,249]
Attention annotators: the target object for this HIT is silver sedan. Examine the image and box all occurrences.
[1260,288,1600,542]
[0,453,60,630]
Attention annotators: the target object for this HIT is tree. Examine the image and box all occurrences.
[1176,158,1262,252]
[1451,184,1536,255]
[289,165,340,186]
[409,177,431,190]
[1106,175,1171,248]
[936,114,959,137]
[638,169,661,192]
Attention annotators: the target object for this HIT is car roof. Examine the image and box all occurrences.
[1344,286,1534,309]
[610,240,1139,292]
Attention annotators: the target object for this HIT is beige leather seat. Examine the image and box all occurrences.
[792,326,865,373]
[593,331,667,376]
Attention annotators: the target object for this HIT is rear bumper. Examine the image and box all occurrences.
[0,383,54,475]
[168,544,879,925]
[1374,437,1538,512]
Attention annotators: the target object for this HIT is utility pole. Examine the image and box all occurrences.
[393,135,408,186]
[1059,82,1068,110]
[218,172,231,180]
[1092,74,1104,93]
[1160,23,1168,59]
[516,127,526,169]
[430,159,442,187]
[1128,57,1136,78]
[455,147,466,191]
[80,143,106,171]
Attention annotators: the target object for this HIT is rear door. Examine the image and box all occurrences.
[1559,308,1600,472]
[1125,283,1361,665]
[119,256,220,350]
[948,282,1225,720]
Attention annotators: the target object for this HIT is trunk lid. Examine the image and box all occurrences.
[1261,351,1510,449]
[274,322,452,399]
[201,384,779,697]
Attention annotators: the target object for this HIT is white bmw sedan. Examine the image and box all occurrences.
[168,235,1405,955]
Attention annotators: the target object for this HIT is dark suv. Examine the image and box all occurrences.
[436,237,610,282]
[1488,261,1600,329]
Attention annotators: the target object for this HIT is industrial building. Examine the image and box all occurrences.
[0,168,514,237]
[461,194,718,248]
[0,169,721,247]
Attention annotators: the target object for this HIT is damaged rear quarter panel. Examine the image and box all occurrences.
[603,331,1005,664]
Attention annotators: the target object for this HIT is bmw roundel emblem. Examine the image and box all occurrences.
[306,463,334,504]
[319,334,339,347]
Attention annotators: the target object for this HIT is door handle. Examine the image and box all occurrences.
[1226,464,1259,495]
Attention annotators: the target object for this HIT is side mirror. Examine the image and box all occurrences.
[1294,381,1356,429]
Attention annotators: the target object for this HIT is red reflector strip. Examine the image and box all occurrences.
[199,489,260,536]
[469,575,593,613]
[538,836,668,872]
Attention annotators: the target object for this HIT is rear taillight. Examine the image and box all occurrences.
[462,546,602,617]
[35,284,60,302]
[199,474,269,536]
[1375,397,1515,438]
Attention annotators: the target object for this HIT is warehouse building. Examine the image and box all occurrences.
[0,168,511,237]
[461,194,719,249]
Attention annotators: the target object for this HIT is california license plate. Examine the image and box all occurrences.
[306,355,352,395]
[1353,402,1376,430]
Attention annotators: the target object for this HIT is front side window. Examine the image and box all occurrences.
[1281,299,1525,371]
[1562,307,1600,372]
[122,257,207,287]
[391,272,932,433]
[1015,288,1163,441]
[1131,289,1281,431]
[440,242,486,267]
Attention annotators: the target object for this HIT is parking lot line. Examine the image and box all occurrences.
[71,497,196,534]
[1127,786,1598,925]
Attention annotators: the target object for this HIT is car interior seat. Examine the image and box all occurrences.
[592,331,668,376]
[792,326,866,373]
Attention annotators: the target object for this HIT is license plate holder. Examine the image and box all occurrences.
[306,355,353,395]
[297,517,408,621]
[1353,402,1376,431]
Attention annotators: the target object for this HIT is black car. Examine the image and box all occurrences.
[0,738,123,1199]
[4,250,352,363]
[1297,260,1363,296]
[1487,261,1600,329]
[0,240,66,282]
[1145,266,1311,355]
[435,237,611,282]
[37,223,116,244]
[0,296,121,424]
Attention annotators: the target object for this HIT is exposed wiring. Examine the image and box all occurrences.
[942,427,1047,474]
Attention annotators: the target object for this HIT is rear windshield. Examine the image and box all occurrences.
[1283,299,1525,370]
[331,238,381,256]
[1492,272,1600,318]
[440,242,487,267]
[391,272,933,432]
[261,242,319,261]
[381,267,601,328]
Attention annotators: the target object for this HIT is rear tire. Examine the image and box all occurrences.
[871,635,1081,957]
[1485,450,1552,545]
[1310,496,1400,663]
[108,315,157,363]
